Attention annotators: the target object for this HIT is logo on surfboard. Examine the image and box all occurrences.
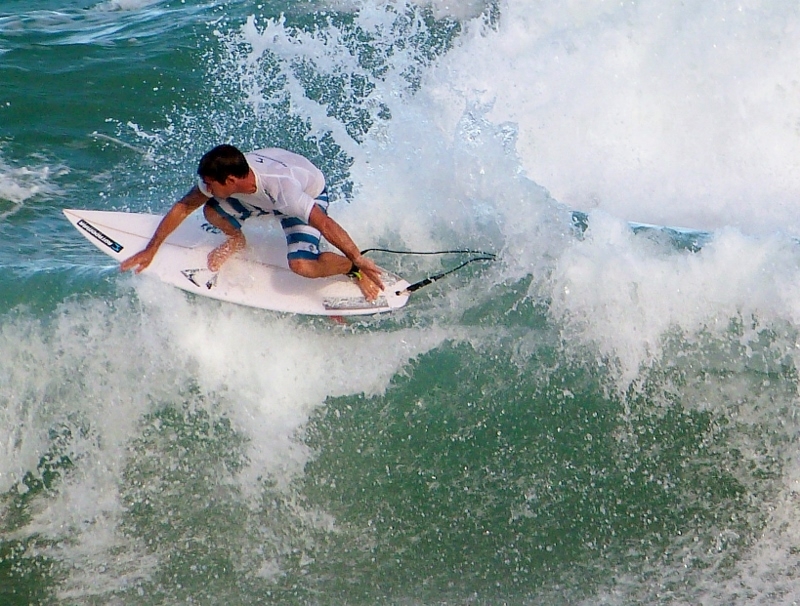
[181,268,217,290]
[76,219,123,253]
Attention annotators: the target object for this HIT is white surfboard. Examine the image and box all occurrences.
[63,209,411,316]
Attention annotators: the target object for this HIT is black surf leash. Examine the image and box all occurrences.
[360,248,497,295]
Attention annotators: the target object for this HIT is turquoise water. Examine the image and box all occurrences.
[4,1,800,604]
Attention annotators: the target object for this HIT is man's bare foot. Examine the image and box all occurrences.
[208,236,245,272]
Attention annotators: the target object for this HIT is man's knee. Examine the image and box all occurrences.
[288,258,319,278]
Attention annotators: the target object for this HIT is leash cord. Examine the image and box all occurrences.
[360,248,497,294]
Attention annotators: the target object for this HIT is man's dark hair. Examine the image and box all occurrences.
[197,144,249,183]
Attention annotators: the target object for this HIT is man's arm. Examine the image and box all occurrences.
[120,186,209,274]
[307,205,384,290]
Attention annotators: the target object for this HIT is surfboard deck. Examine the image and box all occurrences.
[63,209,410,316]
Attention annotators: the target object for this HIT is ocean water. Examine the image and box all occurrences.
[3,0,800,604]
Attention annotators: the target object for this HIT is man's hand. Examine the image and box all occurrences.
[120,247,157,274]
[352,254,384,290]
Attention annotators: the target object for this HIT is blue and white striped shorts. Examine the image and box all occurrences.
[206,189,330,262]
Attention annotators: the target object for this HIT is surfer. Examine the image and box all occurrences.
[120,144,384,300]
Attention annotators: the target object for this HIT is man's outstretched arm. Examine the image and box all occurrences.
[120,186,209,273]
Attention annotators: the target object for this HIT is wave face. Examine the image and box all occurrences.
[3,0,800,604]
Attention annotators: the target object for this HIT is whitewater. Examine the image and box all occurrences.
[2,0,800,604]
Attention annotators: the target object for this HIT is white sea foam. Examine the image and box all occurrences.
[131,278,453,490]
[307,0,800,376]
[0,152,66,218]
[0,277,451,596]
[424,0,800,235]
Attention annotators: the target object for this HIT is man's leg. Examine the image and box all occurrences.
[289,253,382,302]
[203,202,246,272]
[281,195,382,301]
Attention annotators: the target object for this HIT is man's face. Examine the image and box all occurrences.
[201,176,238,199]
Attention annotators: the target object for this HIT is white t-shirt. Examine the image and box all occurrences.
[198,148,326,222]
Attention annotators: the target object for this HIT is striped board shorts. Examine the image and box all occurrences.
[206,189,330,261]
